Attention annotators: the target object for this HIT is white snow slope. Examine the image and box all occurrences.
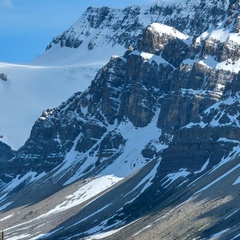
[0,61,94,149]
[0,45,125,149]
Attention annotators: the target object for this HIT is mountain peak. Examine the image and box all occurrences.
[2,1,240,240]
[138,23,189,54]
[148,23,189,40]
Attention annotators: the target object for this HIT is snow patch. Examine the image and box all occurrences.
[216,58,240,73]
[0,202,13,211]
[0,213,14,221]
[162,168,190,188]
[43,175,122,216]
[225,209,239,219]
[210,228,231,239]
[183,55,240,73]
[7,234,31,240]
[195,163,240,195]
[85,229,122,239]
[0,171,45,203]
[231,233,240,240]
[122,160,162,206]
[194,159,209,174]
[150,23,189,40]
[101,109,167,178]
[36,227,63,240]
[233,176,240,185]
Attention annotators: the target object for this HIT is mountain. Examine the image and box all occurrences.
[1,0,238,149]
[1,0,240,239]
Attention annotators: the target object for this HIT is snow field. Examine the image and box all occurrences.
[0,62,97,149]
[42,175,122,217]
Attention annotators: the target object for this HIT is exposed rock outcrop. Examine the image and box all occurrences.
[0,141,15,183]
[45,0,232,52]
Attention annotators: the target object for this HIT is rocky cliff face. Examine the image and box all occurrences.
[0,141,15,185]
[1,1,240,239]
[45,0,233,52]
[3,0,240,193]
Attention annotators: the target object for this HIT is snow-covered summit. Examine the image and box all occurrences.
[148,23,189,40]
[33,0,233,65]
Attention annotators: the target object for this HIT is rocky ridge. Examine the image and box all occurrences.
[35,0,238,65]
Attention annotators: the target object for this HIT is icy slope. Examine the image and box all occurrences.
[0,62,99,149]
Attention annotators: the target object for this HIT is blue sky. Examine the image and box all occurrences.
[0,0,154,63]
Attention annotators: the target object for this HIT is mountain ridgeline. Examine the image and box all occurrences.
[1,0,240,239]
